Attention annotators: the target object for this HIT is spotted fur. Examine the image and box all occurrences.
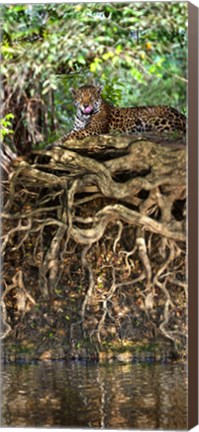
[53,84,186,145]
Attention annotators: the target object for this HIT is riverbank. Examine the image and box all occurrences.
[2,299,185,363]
[2,138,187,365]
[2,341,183,364]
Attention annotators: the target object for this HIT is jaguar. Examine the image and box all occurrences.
[51,84,186,146]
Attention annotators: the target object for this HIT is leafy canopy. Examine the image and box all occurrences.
[2,3,187,148]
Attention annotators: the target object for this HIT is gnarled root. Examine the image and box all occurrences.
[1,135,186,347]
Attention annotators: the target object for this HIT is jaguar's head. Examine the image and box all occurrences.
[70,85,103,116]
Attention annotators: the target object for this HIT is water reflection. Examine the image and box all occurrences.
[1,362,187,428]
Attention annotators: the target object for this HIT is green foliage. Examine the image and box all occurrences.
[1,3,187,150]
[0,113,14,141]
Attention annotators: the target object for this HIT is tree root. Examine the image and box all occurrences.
[1,271,36,339]
[1,135,187,347]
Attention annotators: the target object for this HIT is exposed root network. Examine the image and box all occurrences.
[1,135,187,351]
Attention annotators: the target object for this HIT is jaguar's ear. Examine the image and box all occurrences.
[97,85,103,95]
[70,87,77,97]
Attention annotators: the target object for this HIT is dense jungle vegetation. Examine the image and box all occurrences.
[1,3,187,362]
[1,2,187,152]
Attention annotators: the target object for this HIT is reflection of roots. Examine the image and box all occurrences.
[1,136,187,346]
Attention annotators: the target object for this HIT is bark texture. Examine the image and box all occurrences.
[1,134,187,359]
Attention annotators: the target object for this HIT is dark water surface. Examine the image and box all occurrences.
[1,361,187,429]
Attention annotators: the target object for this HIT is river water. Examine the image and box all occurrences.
[1,361,187,429]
